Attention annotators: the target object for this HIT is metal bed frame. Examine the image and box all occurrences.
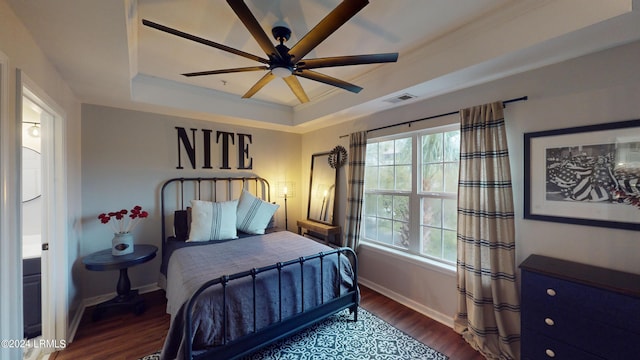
[160,177,359,360]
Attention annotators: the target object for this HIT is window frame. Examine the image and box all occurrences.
[361,123,460,268]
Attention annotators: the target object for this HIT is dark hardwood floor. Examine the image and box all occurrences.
[51,285,483,360]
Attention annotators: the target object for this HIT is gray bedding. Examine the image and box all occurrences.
[161,231,356,360]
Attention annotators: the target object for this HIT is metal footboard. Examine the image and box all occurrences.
[183,246,358,360]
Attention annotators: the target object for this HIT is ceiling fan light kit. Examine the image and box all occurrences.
[143,0,398,103]
[271,66,292,78]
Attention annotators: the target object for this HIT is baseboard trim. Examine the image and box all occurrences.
[67,305,83,343]
[358,277,454,328]
[82,283,161,308]
[67,283,162,342]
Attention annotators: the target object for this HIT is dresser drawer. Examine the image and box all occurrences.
[521,302,640,359]
[522,327,604,360]
[521,270,640,332]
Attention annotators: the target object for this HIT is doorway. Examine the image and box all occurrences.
[22,96,45,340]
[19,73,69,357]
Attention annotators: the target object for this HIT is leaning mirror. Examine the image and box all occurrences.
[307,152,337,225]
[22,147,42,202]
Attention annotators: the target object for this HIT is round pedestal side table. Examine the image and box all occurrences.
[82,244,157,321]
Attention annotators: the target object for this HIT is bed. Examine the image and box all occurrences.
[159,177,359,360]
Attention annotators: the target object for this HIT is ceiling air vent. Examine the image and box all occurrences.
[384,93,417,104]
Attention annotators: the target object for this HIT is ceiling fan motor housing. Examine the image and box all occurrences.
[271,26,291,43]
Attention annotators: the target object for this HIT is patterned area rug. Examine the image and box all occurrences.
[139,308,448,359]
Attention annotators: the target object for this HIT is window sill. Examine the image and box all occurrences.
[358,241,456,276]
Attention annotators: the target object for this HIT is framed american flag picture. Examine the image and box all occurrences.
[524,119,640,231]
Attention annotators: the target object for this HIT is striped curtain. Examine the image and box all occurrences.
[454,102,520,359]
[343,131,367,250]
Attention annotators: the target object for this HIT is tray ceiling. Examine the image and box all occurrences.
[7,0,640,132]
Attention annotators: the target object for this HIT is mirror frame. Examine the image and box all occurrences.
[307,151,337,225]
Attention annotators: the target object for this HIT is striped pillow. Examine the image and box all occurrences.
[187,199,238,242]
[236,190,279,234]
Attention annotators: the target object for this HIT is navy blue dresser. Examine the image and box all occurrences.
[520,255,640,359]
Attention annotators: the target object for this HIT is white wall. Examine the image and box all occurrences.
[0,0,82,350]
[301,39,640,326]
[80,104,303,298]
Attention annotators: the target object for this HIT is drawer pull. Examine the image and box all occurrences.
[546,288,556,296]
[545,349,556,358]
[544,317,555,326]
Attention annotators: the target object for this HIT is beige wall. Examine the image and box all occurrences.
[80,104,302,298]
[301,39,640,326]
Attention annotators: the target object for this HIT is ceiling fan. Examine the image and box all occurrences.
[142,0,398,103]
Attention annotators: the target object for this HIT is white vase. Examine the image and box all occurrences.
[112,232,134,256]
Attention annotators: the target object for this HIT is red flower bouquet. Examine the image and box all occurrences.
[98,205,149,234]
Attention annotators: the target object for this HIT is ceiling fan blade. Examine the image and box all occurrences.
[142,19,268,64]
[283,76,310,103]
[182,66,268,77]
[297,53,398,70]
[242,72,276,99]
[226,0,283,62]
[296,69,362,93]
[289,0,369,62]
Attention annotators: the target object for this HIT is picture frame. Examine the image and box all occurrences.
[524,119,640,231]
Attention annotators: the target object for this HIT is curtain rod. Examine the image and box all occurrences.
[339,96,528,138]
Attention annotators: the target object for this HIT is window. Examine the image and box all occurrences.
[362,125,460,265]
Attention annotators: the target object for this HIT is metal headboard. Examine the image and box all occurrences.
[160,176,271,255]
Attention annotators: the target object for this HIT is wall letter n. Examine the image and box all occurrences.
[176,127,197,169]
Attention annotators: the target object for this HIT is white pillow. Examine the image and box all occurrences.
[236,190,279,234]
[187,199,238,242]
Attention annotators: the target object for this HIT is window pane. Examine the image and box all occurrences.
[443,230,457,263]
[378,195,393,219]
[395,138,412,164]
[393,196,409,222]
[393,221,409,249]
[442,199,457,230]
[443,163,458,193]
[364,194,377,216]
[366,142,379,166]
[395,165,411,190]
[422,226,442,258]
[364,166,378,190]
[378,219,393,244]
[364,216,377,239]
[379,141,395,165]
[422,133,443,162]
[421,198,442,227]
[422,164,443,192]
[444,130,460,161]
[379,166,394,190]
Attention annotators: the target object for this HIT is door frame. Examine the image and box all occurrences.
[0,50,23,360]
[18,70,69,354]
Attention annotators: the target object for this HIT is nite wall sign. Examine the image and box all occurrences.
[175,127,253,170]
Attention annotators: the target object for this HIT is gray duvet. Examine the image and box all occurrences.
[161,231,356,360]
